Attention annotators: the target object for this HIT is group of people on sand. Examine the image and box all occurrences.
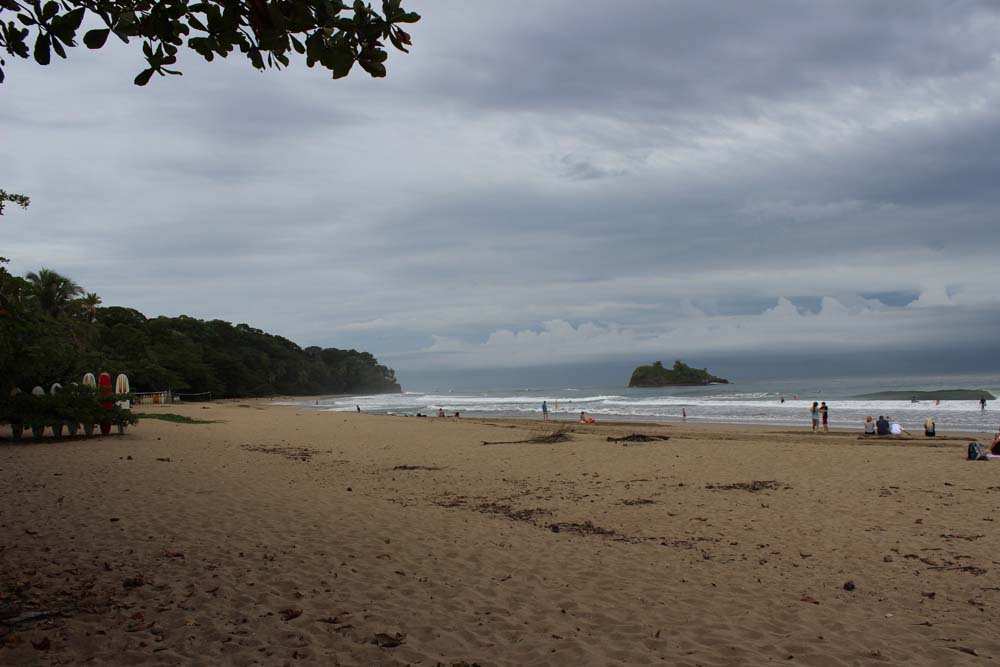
[809,401,830,433]
[862,414,943,437]
[863,415,910,437]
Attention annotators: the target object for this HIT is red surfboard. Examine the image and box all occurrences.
[98,372,113,435]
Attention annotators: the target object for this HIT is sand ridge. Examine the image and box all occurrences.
[1,400,998,665]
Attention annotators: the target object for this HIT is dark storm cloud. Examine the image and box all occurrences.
[3,1,1000,378]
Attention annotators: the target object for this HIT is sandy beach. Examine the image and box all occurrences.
[2,401,998,666]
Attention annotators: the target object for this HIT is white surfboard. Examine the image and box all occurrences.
[115,374,130,409]
[83,373,96,388]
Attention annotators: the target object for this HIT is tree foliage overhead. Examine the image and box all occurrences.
[0,0,420,85]
[0,189,29,214]
[0,262,402,397]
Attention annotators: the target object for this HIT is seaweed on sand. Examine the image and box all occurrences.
[606,433,670,443]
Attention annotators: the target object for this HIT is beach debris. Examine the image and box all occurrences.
[548,521,616,537]
[482,425,572,445]
[371,631,406,648]
[433,496,468,508]
[391,465,444,471]
[705,480,786,492]
[799,595,820,605]
[928,564,987,575]
[948,646,979,656]
[843,580,856,591]
[622,498,656,506]
[0,610,64,627]
[279,608,302,622]
[477,502,550,522]
[241,444,318,462]
[155,457,171,463]
[606,433,670,443]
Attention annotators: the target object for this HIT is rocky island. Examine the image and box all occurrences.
[629,360,729,387]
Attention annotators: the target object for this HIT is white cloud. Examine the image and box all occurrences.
[394,294,986,370]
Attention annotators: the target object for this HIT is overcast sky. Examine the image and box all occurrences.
[3,1,1000,386]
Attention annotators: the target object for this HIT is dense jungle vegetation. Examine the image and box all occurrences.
[0,260,401,397]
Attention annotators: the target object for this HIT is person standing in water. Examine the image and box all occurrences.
[981,397,988,411]
[542,400,549,420]
[810,402,820,433]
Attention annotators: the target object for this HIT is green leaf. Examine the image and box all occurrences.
[133,67,154,86]
[62,7,85,32]
[33,33,50,66]
[42,1,59,21]
[83,28,110,49]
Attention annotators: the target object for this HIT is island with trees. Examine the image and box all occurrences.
[0,261,401,398]
[628,360,729,388]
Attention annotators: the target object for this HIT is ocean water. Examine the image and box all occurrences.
[277,373,1000,433]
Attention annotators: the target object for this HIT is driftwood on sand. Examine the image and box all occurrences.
[482,425,572,445]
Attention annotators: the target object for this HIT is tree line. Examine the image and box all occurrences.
[0,261,401,397]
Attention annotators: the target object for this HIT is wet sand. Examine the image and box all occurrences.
[1,400,998,665]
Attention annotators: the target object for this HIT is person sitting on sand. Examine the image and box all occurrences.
[888,417,904,436]
[864,416,875,435]
[438,408,446,418]
[875,415,890,436]
[991,428,1000,455]
[810,402,820,433]
[924,417,936,437]
[579,411,587,423]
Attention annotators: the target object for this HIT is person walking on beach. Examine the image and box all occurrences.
[820,401,829,433]
[810,402,820,433]
[356,405,361,413]
[542,400,549,420]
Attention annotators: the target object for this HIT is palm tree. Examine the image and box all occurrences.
[79,292,102,322]
[24,268,84,317]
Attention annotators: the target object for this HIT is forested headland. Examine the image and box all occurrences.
[629,360,729,387]
[0,261,401,397]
